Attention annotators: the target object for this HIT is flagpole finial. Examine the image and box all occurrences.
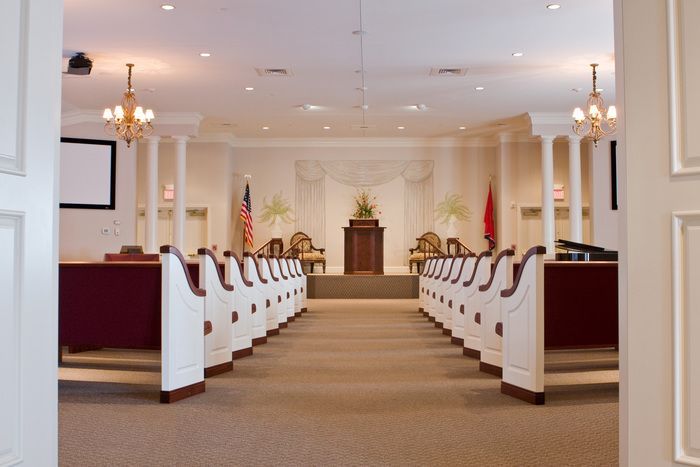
[244,174,252,180]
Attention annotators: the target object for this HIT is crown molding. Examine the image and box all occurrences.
[61,109,204,127]
[192,134,499,148]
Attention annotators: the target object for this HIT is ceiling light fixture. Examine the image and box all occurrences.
[160,4,175,10]
[512,52,524,57]
[475,86,485,91]
[199,52,211,57]
[301,104,313,111]
[102,63,154,148]
[323,126,331,130]
[572,63,617,146]
[262,126,270,130]
[459,126,467,130]
[244,87,254,91]
[354,0,370,131]
[397,126,405,130]
[416,104,428,111]
[546,4,561,9]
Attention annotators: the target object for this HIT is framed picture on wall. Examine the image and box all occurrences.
[610,140,618,211]
[59,137,116,209]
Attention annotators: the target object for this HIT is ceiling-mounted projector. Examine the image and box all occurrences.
[66,52,93,75]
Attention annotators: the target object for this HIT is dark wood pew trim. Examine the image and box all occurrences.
[262,256,280,281]
[451,253,476,284]
[474,312,481,324]
[495,322,503,337]
[448,300,452,309]
[204,320,213,336]
[501,381,545,405]
[232,311,239,323]
[204,361,233,378]
[434,321,443,329]
[442,328,451,336]
[430,255,452,279]
[252,336,268,346]
[451,337,464,346]
[285,258,297,278]
[160,381,205,403]
[243,252,268,284]
[422,258,435,278]
[478,249,514,292]
[459,304,464,314]
[160,245,206,297]
[479,361,503,377]
[232,347,253,359]
[198,248,234,291]
[418,307,424,313]
[500,246,546,298]
[275,257,289,280]
[463,347,480,358]
[295,311,303,317]
[301,307,308,313]
[463,251,493,286]
[267,328,280,336]
[223,251,254,287]
[279,321,288,328]
[442,254,464,282]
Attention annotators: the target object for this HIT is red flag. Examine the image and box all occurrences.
[483,182,495,251]
[240,182,254,248]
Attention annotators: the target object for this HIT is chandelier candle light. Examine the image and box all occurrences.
[103,63,155,147]
[572,63,616,146]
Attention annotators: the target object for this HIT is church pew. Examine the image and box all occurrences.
[223,251,259,352]
[161,245,209,402]
[278,257,297,321]
[432,255,455,327]
[499,247,619,404]
[425,256,449,322]
[418,257,436,315]
[478,249,515,376]
[271,257,293,327]
[445,253,477,345]
[287,258,303,317]
[258,255,284,334]
[460,251,494,358]
[436,255,466,333]
[293,258,308,313]
[198,248,234,377]
[244,252,279,334]
[241,252,272,344]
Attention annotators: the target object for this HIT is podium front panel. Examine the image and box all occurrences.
[343,227,385,275]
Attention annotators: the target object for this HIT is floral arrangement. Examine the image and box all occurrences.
[434,193,471,224]
[259,192,295,225]
[352,188,381,219]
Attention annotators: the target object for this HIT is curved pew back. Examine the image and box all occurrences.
[258,255,283,332]
[500,246,546,404]
[223,251,255,353]
[438,255,464,330]
[462,251,493,357]
[198,248,234,377]
[277,257,296,319]
[242,253,272,342]
[478,249,515,376]
[449,254,477,345]
[160,245,207,402]
[293,258,308,313]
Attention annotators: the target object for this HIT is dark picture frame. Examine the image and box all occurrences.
[610,140,618,211]
[59,138,117,210]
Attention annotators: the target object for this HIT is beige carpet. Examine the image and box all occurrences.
[59,299,618,466]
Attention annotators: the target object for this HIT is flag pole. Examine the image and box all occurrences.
[242,174,252,258]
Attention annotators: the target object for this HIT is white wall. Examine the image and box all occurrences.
[59,122,137,260]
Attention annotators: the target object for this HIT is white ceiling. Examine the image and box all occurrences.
[61,0,615,138]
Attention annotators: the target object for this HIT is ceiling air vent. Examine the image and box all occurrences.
[429,67,468,77]
[255,68,293,77]
[351,124,376,130]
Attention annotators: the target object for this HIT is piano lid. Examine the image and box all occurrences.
[554,239,618,261]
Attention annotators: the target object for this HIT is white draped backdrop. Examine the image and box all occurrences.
[295,160,434,260]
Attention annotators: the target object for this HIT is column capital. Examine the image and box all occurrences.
[171,135,190,143]
[568,135,583,144]
[539,135,556,144]
[498,132,515,144]
[145,136,161,144]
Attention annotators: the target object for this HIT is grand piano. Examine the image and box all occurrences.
[554,239,618,261]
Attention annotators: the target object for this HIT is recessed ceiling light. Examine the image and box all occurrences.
[596,88,604,92]
[397,126,405,130]
[160,4,175,10]
[512,52,524,57]
[416,104,428,111]
[244,87,254,91]
[262,126,270,130]
[323,126,331,130]
[361,104,369,110]
[475,86,485,91]
[199,52,211,57]
[301,104,313,111]
[459,126,467,130]
[546,4,561,9]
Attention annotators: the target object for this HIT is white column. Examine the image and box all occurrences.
[496,133,513,252]
[568,135,583,243]
[540,136,556,255]
[172,136,189,252]
[144,136,160,253]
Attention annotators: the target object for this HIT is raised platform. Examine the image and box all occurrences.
[307,273,418,299]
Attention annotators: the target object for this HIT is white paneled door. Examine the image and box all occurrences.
[0,1,62,465]
[617,0,700,465]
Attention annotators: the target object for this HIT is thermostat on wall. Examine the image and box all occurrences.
[163,184,174,201]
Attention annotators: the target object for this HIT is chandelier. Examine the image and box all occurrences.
[572,63,616,146]
[102,63,154,147]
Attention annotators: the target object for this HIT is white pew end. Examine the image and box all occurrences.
[500,246,546,404]
[160,245,207,403]
[224,251,256,356]
[447,253,476,346]
[242,252,272,345]
[462,251,493,358]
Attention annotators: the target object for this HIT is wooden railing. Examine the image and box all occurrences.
[410,237,446,258]
[282,237,305,258]
[252,238,284,257]
[446,237,474,255]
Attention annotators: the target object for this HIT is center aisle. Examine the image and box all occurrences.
[59,299,618,466]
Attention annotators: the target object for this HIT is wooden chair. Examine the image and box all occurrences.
[287,231,326,273]
[409,231,444,273]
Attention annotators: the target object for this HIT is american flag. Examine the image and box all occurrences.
[240,182,254,247]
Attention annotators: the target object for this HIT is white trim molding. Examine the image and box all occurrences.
[673,211,700,465]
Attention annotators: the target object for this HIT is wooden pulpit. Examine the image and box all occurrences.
[343,219,385,275]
